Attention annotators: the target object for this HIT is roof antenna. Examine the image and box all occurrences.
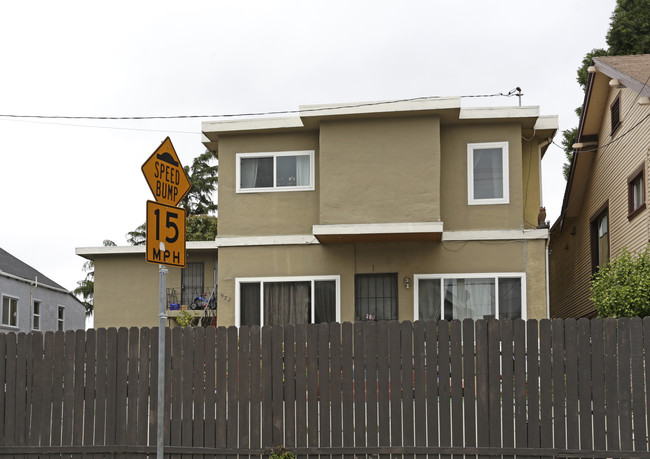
[516,87,523,106]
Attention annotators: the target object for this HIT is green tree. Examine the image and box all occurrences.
[561,0,650,179]
[74,239,116,315]
[127,222,146,246]
[186,214,218,241]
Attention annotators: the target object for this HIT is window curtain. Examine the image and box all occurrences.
[296,155,310,186]
[314,280,336,323]
[240,158,259,188]
[474,148,503,199]
[418,279,441,321]
[264,281,310,326]
[445,278,495,321]
[240,282,261,327]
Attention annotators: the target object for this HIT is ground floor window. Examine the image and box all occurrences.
[2,295,18,327]
[415,273,525,321]
[355,273,398,321]
[236,276,339,327]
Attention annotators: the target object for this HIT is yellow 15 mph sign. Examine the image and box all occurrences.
[142,137,190,267]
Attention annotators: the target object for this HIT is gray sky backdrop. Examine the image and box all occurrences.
[0,0,615,294]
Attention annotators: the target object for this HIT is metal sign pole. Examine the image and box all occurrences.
[157,263,168,459]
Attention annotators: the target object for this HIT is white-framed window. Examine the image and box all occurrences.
[33,300,41,330]
[236,151,315,193]
[1,295,18,327]
[57,305,64,331]
[414,273,526,322]
[467,141,509,205]
[235,275,340,327]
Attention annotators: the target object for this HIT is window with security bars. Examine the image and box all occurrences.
[355,273,398,321]
[181,262,204,305]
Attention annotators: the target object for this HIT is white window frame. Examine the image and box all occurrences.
[1,294,19,328]
[235,275,340,327]
[413,272,527,321]
[33,299,41,331]
[236,150,315,193]
[467,141,510,205]
[57,305,65,331]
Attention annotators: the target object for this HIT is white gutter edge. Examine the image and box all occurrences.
[0,270,71,294]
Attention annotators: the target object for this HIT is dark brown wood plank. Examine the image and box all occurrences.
[294,324,307,451]
[272,325,284,446]
[307,324,319,450]
[50,331,66,447]
[165,327,172,448]
[204,327,217,450]
[115,328,129,450]
[72,331,85,459]
[215,327,227,456]
[239,326,251,453]
[365,321,378,449]
[194,327,206,451]
[644,318,650,452]
[389,321,403,453]
[0,333,5,446]
[475,320,488,457]
[170,327,183,457]
[539,319,553,449]
[83,330,96,448]
[136,328,150,448]
[182,328,195,457]
[28,332,44,448]
[95,329,108,451]
[329,322,343,458]
[341,322,354,459]
[3,333,16,448]
[62,331,76,446]
[249,326,261,456]
[617,318,633,451]
[14,333,27,446]
[149,328,159,449]
[591,319,606,451]
[577,318,593,451]
[413,321,427,459]
[450,320,463,458]
[630,318,647,452]
[283,325,295,450]
[402,321,415,459]
[500,319,514,459]
[425,321,439,450]
[462,319,476,456]
[319,323,331,451]
[354,322,366,451]
[487,319,501,449]
[227,327,239,457]
[604,318,619,450]
[261,325,272,448]
[127,327,139,452]
[376,321,390,459]
[40,332,56,448]
[551,319,566,449]
[526,320,540,450]
[513,320,527,452]
[564,319,579,451]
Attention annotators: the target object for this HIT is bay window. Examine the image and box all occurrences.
[237,151,315,192]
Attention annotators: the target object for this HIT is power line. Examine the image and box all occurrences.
[0,91,521,121]
[0,117,198,134]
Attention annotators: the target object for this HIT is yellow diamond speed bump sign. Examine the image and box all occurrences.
[142,137,191,207]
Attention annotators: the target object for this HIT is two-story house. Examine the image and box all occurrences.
[202,97,557,327]
[549,54,650,318]
[0,247,86,332]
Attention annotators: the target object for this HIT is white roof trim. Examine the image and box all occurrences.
[534,115,559,131]
[216,235,319,247]
[0,270,71,294]
[313,221,443,236]
[76,241,218,257]
[202,116,304,135]
[459,106,539,120]
[442,229,548,241]
[299,97,461,117]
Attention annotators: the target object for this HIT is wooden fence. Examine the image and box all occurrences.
[1,318,649,457]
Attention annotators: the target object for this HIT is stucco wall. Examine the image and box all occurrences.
[0,276,85,333]
[215,239,547,326]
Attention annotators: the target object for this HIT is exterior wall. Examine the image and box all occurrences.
[0,276,85,333]
[217,131,320,237]
[94,252,217,329]
[550,86,650,318]
[440,123,528,231]
[318,116,441,224]
[216,239,547,326]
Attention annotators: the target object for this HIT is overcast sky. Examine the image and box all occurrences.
[0,0,615,293]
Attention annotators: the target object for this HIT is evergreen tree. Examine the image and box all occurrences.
[73,239,116,315]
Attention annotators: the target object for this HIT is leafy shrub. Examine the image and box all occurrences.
[269,446,295,459]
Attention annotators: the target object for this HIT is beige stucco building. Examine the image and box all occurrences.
[203,97,557,327]
[550,55,650,318]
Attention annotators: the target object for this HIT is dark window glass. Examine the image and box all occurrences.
[355,273,398,321]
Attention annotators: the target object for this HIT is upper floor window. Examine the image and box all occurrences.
[590,204,609,273]
[467,142,509,205]
[628,163,645,220]
[414,273,525,322]
[2,295,18,327]
[236,151,315,193]
[57,306,65,331]
[33,300,41,330]
[610,93,621,135]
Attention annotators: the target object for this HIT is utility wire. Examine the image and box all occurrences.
[0,91,521,121]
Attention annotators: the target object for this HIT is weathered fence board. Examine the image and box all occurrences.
[0,319,648,458]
